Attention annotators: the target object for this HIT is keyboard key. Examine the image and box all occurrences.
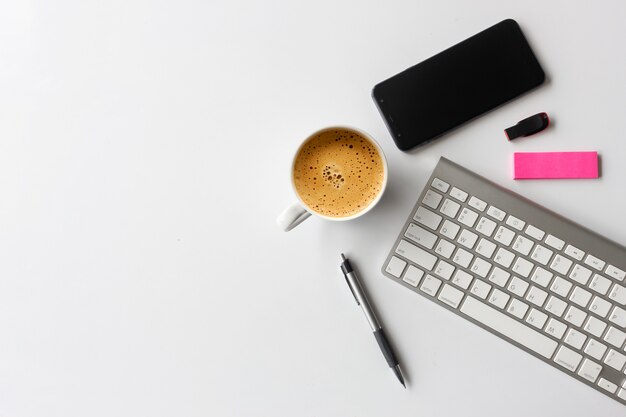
[488,267,510,288]
[431,177,449,193]
[583,316,607,338]
[606,264,626,281]
[608,306,626,328]
[440,198,461,218]
[550,255,573,276]
[526,286,548,307]
[512,235,534,256]
[545,235,565,251]
[494,248,515,268]
[507,298,529,319]
[404,223,438,249]
[589,296,612,318]
[530,267,553,287]
[475,217,497,237]
[486,205,506,221]
[458,207,479,228]
[457,229,478,249]
[589,274,611,295]
[386,256,407,278]
[564,328,587,350]
[526,308,548,329]
[420,275,442,297]
[525,224,545,241]
[460,296,558,359]
[512,257,534,278]
[569,264,592,285]
[584,339,608,361]
[598,378,618,394]
[564,305,587,327]
[475,238,496,259]
[414,206,443,230]
[530,244,553,266]
[584,254,606,271]
[564,245,585,261]
[438,284,464,308]
[550,276,572,298]
[545,296,567,317]
[578,359,602,383]
[470,257,492,278]
[507,276,529,298]
[494,225,515,246]
[422,189,443,209]
[396,240,438,270]
[452,248,473,268]
[545,318,567,339]
[609,283,626,305]
[468,196,487,212]
[619,389,626,401]
[505,215,525,231]
[440,219,460,240]
[569,286,592,308]
[449,186,468,202]
[434,238,456,259]
[604,326,626,348]
[554,345,582,372]
[470,280,491,299]
[604,349,626,371]
[434,260,455,280]
[488,288,509,309]
[402,265,424,287]
[451,270,473,290]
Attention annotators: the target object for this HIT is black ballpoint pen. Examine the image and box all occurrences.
[339,253,406,388]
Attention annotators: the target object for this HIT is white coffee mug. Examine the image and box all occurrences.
[276,126,388,231]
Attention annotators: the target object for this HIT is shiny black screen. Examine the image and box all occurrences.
[373,19,545,150]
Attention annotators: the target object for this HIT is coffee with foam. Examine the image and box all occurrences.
[292,128,385,218]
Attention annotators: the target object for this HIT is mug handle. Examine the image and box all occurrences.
[276,202,312,232]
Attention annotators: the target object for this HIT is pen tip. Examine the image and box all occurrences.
[340,253,346,261]
[393,365,406,388]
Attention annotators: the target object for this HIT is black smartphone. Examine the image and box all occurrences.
[372,19,545,151]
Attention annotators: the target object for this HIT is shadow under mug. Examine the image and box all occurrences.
[276,126,388,232]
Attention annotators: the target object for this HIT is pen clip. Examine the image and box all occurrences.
[343,273,360,305]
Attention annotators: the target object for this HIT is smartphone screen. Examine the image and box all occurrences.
[372,19,545,150]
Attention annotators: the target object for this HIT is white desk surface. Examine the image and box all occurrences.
[2,1,626,416]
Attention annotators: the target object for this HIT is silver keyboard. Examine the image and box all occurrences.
[382,157,626,405]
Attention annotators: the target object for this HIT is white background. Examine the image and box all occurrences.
[1,1,626,416]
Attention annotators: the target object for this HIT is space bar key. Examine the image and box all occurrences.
[460,296,558,359]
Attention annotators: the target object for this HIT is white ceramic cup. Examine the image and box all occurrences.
[276,126,388,232]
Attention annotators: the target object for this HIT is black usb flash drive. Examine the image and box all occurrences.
[505,112,550,140]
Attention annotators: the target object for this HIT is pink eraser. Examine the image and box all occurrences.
[514,152,599,179]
